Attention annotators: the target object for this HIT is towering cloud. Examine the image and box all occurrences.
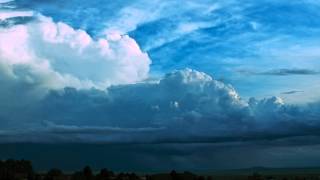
[40,69,247,129]
[0,6,151,132]
[0,14,151,92]
[1,66,320,143]
[1,68,250,142]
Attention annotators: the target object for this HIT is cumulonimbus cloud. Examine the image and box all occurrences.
[0,6,151,132]
[1,1,320,144]
[1,66,320,143]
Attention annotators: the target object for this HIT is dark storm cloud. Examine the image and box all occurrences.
[1,69,320,145]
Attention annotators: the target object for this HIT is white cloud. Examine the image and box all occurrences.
[0,9,151,131]
[0,14,151,92]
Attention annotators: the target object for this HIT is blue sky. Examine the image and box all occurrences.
[1,0,320,170]
[12,0,320,103]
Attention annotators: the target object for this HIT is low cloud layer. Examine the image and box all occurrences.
[1,67,320,144]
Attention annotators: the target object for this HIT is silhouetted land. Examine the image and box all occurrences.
[1,159,320,180]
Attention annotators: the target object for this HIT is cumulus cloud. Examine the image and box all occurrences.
[0,4,151,130]
[1,0,320,144]
[0,67,249,142]
[1,66,320,143]
[0,14,150,92]
[39,69,246,130]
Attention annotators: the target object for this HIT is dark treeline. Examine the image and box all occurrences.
[0,159,211,180]
[1,159,319,180]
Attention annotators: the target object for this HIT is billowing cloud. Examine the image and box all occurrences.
[0,67,249,142]
[0,3,151,131]
[1,66,320,143]
[0,14,150,93]
[1,0,320,145]
[37,69,320,143]
[39,69,246,129]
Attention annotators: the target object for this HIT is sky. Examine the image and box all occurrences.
[1,0,320,171]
